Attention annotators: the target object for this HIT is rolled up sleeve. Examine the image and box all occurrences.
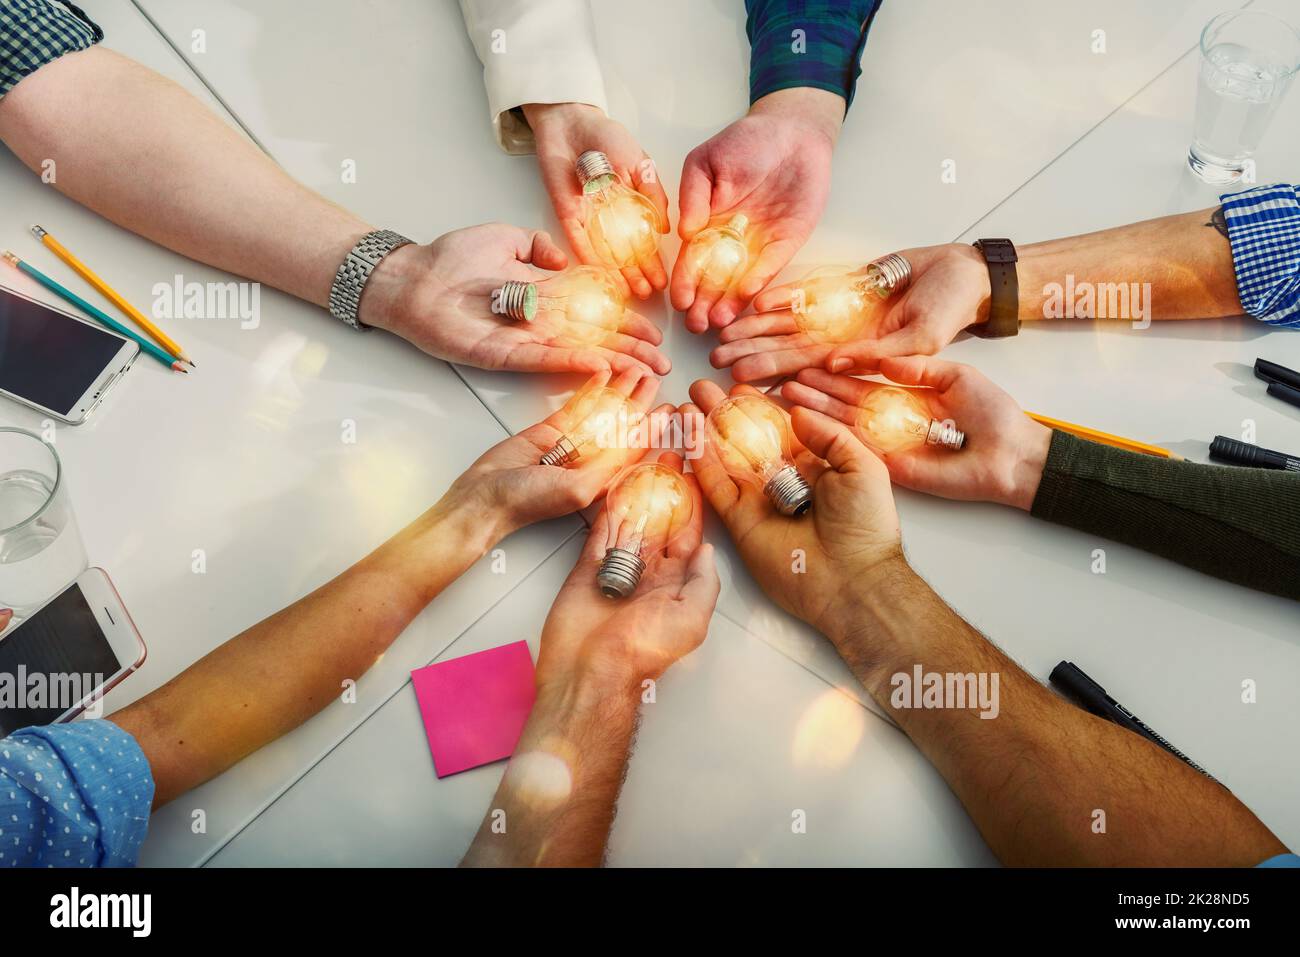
[1220,182,1300,328]
[0,0,102,101]
[458,0,609,155]
[745,0,882,110]
[1,719,154,868]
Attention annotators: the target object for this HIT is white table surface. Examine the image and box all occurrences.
[2,0,1293,864]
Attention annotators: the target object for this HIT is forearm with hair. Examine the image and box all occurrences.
[0,46,370,307]
[1014,207,1243,321]
[462,679,640,867]
[827,560,1287,865]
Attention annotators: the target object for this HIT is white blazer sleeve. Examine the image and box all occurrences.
[458,0,609,155]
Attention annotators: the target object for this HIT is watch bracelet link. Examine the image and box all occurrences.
[328,228,415,330]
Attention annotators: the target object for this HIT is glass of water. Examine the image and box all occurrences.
[0,429,88,625]
[1189,11,1300,185]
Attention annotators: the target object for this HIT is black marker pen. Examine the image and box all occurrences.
[1209,436,1300,471]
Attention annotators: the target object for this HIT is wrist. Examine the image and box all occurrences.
[951,243,993,325]
[356,241,422,334]
[533,661,641,733]
[749,87,844,145]
[1004,423,1053,511]
[521,101,603,130]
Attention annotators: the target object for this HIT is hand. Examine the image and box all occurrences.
[712,244,992,382]
[536,452,719,693]
[781,357,1053,511]
[360,223,670,376]
[672,88,843,332]
[443,369,669,537]
[524,102,670,300]
[683,380,900,634]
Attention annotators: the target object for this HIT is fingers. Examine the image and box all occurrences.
[789,406,874,474]
[794,368,874,406]
[563,216,603,268]
[717,310,799,344]
[781,379,859,427]
[677,151,713,240]
[602,332,671,375]
[676,542,720,614]
[620,264,653,301]
[751,281,796,313]
[684,284,724,335]
[519,229,569,272]
[656,451,705,559]
[620,309,663,346]
[627,375,661,413]
[679,401,739,517]
[633,239,668,293]
[506,342,614,375]
[686,378,728,416]
[633,158,672,235]
[669,244,702,317]
[729,345,832,384]
[825,327,942,374]
[876,354,967,393]
[714,239,797,328]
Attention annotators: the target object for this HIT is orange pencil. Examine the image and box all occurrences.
[31,224,195,367]
[1026,411,1181,460]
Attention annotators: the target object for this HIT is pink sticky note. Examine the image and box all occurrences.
[411,640,536,778]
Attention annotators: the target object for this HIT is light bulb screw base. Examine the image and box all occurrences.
[597,548,646,599]
[867,253,912,295]
[576,150,616,185]
[496,280,537,322]
[540,435,579,467]
[764,465,814,516]
[926,419,965,450]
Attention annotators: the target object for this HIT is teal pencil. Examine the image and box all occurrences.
[2,250,186,373]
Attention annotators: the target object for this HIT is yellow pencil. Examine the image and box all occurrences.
[30,224,195,367]
[1026,411,1181,460]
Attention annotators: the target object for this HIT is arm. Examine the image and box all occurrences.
[108,369,666,808]
[783,357,1300,602]
[458,0,669,298]
[671,1,882,331]
[463,454,718,866]
[724,189,1299,379]
[824,558,1287,866]
[0,43,666,374]
[686,378,1290,866]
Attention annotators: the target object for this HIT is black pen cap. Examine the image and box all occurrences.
[1255,357,1300,390]
[1209,435,1289,469]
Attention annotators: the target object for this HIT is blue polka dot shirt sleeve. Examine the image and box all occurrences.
[1220,182,1300,328]
[0,719,154,867]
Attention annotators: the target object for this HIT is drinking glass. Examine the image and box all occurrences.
[0,429,88,624]
[1188,11,1300,185]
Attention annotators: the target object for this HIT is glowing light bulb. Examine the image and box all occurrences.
[540,383,641,467]
[575,150,661,269]
[705,394,812,516]
[494,266,627,347]
[791,253,912,343]
[857,386,964,453]
[596,462,695,598]
[682,213,751,293]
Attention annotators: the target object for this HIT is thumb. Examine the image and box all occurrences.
[678,542,720,612]
[0,608,12,631]
[825,340,883,375]
[790,406,872,474]
[877,354,965,392]
[677,155,713,239]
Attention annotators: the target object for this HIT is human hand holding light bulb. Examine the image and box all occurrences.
[672,88,843,332]
[537,452,717,691]
[443,368,671,536]
[713,244,991,382]
[524,103,669,300]
[684,380,902,635]
[360,223,668,376]
[781,357,1054,511]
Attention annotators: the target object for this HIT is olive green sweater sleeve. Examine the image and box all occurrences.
[1030,431,1300,601]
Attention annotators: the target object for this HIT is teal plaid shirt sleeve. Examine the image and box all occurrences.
[1220,182,1300,327]
[745,0,882,110]
[0,0,102,100]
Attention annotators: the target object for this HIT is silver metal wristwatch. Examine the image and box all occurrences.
[328,228,414,330]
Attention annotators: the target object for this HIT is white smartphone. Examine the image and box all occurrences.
[0,567,147,734]
[0,284,139,426]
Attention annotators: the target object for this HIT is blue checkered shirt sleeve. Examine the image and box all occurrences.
[745,0,882,110]
[1220,183,1300,328]
[0,0,102,101]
